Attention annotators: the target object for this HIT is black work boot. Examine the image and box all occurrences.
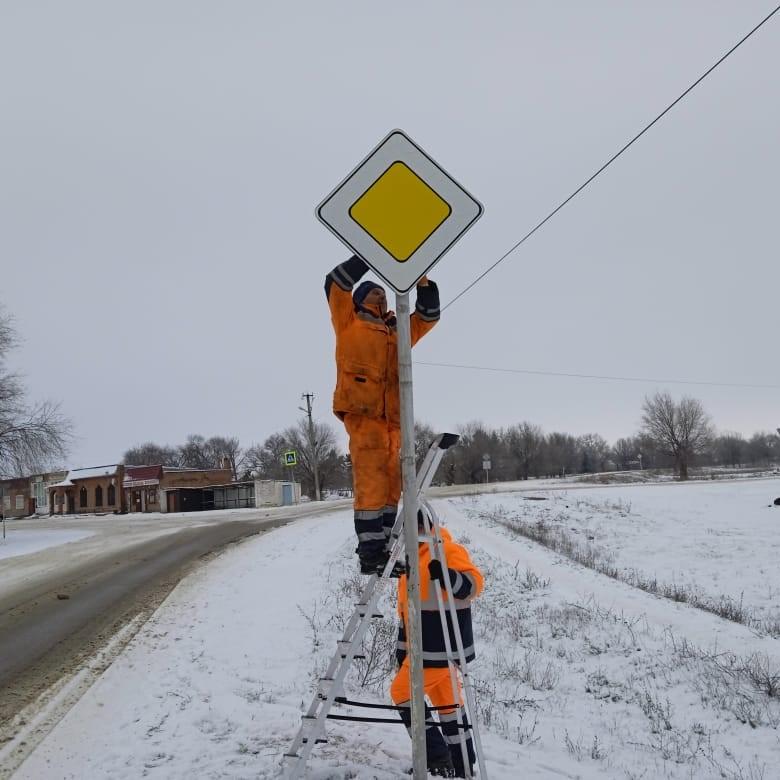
[450,739,476,777]
[376,550,406,580]
[429,754,456,777]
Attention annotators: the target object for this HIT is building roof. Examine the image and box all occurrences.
[50,465,121,488]
[69,465,120,481]
[162,467,232,474]
[124,465,163,482]
[50,473,72,488]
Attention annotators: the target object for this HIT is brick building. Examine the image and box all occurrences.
[158,466,233,512]
[49,465,127,515]
[123,465,233,513]
[0,477,34,518]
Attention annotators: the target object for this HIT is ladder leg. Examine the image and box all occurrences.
[422,500,489,779]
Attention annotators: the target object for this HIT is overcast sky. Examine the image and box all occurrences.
[2,1,778,468]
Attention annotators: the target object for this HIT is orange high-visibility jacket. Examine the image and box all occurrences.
[325,256,439,426]
[397,527,484,667]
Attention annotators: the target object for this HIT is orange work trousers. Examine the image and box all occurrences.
[343,414,401,560]
[390,659,460,714]
[391,658,474,773]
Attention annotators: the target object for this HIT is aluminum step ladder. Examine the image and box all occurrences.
[281,432,485,778]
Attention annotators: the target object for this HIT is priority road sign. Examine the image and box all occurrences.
[283,451,297,467]
[317,129,483,294]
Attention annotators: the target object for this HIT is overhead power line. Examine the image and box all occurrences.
[443,4,780,312]
[415,361,780,390]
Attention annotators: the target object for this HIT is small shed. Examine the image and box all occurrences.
[254,480,301,507]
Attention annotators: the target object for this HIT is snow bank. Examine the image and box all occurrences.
[0,528,94,562]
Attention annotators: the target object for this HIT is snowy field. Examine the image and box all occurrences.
[12,478,780,779]
[461,479,780,635]
[0,528,94,561]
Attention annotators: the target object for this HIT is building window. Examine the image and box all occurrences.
[107,484,115,506]
[95,485,103,507]
[16,495,24,510]
[3,496,10,510]
[147,489,157,505]
[79,486,87,508]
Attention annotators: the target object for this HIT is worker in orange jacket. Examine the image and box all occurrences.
[390,512,484,777]
[325,255,439,574]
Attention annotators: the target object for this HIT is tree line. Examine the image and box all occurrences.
[122,392,779,499]
[122,421,349,499]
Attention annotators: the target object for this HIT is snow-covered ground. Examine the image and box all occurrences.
[12,479,780,779]
[462,479,780,634]
[0,528,94,561]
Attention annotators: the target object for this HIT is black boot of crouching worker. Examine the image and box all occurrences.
[428,754,456,777]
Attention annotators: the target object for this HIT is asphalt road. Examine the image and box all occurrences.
[0,501,351,738]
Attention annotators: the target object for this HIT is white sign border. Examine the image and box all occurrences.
[317,129,483,294]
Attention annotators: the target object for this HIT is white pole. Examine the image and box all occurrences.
[396,291,426,780]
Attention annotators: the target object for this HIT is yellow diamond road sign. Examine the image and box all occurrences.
[317,129,483,294]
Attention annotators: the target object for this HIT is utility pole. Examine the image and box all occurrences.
[300,392,322,501]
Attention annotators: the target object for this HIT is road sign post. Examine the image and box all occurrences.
[395,291,426,778]
[283,451,298,495]
[482,454,491,485]
[316,129,482,780]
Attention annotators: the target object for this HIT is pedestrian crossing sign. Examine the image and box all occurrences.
[284,451,297,467]
[317,129,483,294]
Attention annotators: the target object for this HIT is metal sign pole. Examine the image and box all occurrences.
[396,291,426,780]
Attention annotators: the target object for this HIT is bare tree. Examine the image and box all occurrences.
[713,432,745,468]
[0,310,71,477]
[177,434,208,469]
[641,392,713,480]
[283,418,339,499]
[414,421,437,470]
[204,436,244,480]
[542,432,578,478]
[453,421,502,483]
[746,432,778,467]
[244,433,289,481]
[612,437,639,470]
[507,422,544,480]
[577,433,610,473]
[123,442,181,466]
